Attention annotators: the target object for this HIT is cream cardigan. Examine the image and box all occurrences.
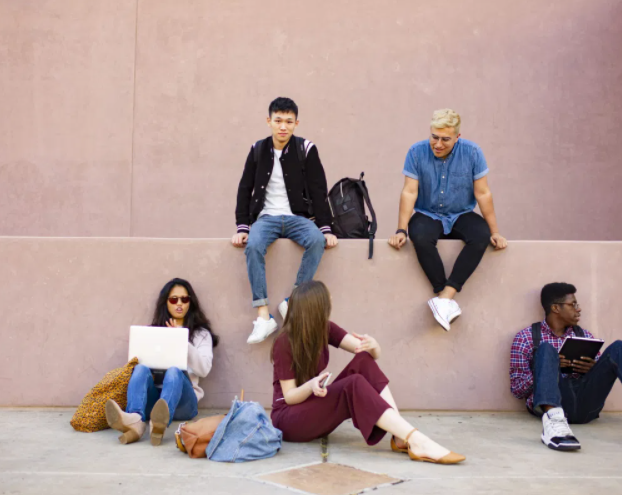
[187,328,214,401]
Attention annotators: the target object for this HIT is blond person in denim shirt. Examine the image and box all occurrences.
[389,109,507,331]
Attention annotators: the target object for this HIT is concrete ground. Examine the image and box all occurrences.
[1,409,621,495]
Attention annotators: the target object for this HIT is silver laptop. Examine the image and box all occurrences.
[128,326,189,371]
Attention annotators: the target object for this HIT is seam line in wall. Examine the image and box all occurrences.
[129,0,140,237]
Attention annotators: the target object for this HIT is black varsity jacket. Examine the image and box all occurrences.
[235,136,332,234]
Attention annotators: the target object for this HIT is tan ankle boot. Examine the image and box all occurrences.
[149,398,170,446]
[105,399,146,444]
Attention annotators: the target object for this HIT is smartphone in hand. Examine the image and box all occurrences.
[321,373,333,389]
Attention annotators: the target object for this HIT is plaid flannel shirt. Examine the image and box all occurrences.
[509,320,598,411]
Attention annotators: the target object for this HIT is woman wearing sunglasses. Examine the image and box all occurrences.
[105,278,219,445]
[271,280,465,464]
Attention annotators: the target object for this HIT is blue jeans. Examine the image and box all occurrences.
[245,215,326,307]
[532,341,622,423]
[126,364,198,425]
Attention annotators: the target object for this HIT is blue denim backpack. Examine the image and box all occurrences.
[206,399,282,462]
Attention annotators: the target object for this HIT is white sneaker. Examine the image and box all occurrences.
[247,316,278,344]
[428,297,451,331]
[447,299,462,323]
[278,298,289,320]
[541,407,581,451]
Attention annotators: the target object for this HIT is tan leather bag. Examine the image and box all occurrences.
[175,414,226,458]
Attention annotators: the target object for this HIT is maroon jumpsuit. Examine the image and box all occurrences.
[271,322,392,445]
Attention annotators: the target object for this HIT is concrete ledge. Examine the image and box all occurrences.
[1,237,621,410]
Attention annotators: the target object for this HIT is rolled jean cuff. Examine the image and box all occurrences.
[252,298,269,308]
[532,400,561,416]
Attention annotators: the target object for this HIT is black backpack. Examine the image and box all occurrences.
[529,322,585,371]
[253,136,313,216]
[327,172,377,259]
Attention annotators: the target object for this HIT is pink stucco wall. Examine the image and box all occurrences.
[1,0,621,240]
[1,238,620,410]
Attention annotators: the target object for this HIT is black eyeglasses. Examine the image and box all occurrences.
[555,301,580,310]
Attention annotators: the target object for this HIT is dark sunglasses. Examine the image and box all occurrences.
[168,296,190,304]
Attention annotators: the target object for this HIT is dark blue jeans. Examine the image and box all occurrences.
[126,364,198,425]
[532,341,622,424]
[245,215,326,307]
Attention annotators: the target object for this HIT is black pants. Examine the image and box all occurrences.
[408,212,490,293]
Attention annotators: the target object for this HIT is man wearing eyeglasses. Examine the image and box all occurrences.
[388,109,507,331]
[510,283,622,451]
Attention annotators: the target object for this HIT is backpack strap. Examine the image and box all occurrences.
[253,139,265,163]
[573,325,585,338]
[294,136,313,217]
[530,322,542,372]
[354,172,378,260]
[294,136,306,163]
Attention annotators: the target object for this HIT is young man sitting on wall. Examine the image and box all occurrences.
[232,97,338,344]
[388,109,507,331]
[510,282,622,451]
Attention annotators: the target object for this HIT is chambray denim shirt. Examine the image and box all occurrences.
[402,138,489,234]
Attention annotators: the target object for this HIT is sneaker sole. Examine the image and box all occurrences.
[541,436,581,451]
[448,310,461,324]
[277,301,288,320]
[428,300,450,331]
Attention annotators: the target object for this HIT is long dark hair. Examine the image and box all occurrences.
[151,278,219,347]
[271,280,331,386]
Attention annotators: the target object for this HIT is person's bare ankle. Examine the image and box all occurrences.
[257,307,270,321]
[394,436,407,449]
[437,288,456,300]
[408,431,450,460]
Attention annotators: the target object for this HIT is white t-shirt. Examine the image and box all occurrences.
[259,149,294,218]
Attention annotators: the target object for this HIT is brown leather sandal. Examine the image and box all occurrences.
[405,428,466,465]
[390,436,408,454]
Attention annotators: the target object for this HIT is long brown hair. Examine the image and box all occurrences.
[271,281,331,386]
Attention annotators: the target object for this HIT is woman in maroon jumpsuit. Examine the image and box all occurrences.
[270,280,465,464]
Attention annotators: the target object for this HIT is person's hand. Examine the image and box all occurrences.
[490,233,508,250]
[352,332,379,354]
[310,371,330,397]
[324,234,338,249]
[231,232,248,248]
[388,232,407,250]
[559,354,572,369]
[165,318,180,328]
[572,357,596,374]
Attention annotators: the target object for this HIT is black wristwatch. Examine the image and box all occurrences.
[395,229,408,236]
